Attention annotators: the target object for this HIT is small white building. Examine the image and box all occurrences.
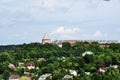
[69,70,77,76]
[82,51,93,57]
[110,64,119,69]
[38,73,52,80]
[63,75,73,80]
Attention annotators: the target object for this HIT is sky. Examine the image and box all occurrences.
[0,0,120,45]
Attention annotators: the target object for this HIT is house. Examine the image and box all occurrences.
[24,72,31,77]
[25,62,35,70]
[8,63,16,70]
[9,75,20,80]
[98,67,108,73]
[110,64,119,69]
[69,70,77,76]
[85,72,90,75]
[63,75,73,80]
[38,73,52,80]
[82,51,93,57]
[38,58,46,61]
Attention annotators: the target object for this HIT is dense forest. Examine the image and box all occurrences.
[0,42,120,80]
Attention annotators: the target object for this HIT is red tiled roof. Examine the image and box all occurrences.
[9,75,20,79]
[25,62,35,67]
[38,58,46,61]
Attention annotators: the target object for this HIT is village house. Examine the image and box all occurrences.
[82,51,94,57]
[38,73,52,80]
[25,62,35,70]
[98,67,108,73]
[9,75,20,80]
[63,75,73,80]
[69,70,77,76]
[38,58,46,61]
[8,63,16,70]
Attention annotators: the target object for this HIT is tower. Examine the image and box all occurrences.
[42,33,51,44]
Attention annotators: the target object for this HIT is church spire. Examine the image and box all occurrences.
[42,33,51,44]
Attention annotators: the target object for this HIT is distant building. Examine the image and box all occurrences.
[42,33,51,44]
[58,40,118,44]
[58,40,118,47]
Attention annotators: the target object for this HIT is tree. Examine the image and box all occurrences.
[19,76,31,80]
[109,43,120,53]
[2,70,10,80]
[96,56,105,68]
[92,73,103,80]
[84,54,95,64]
[62,42,71,50]
[111,53,120,64]
[104,56,112,66]
[0,52,12,62]
[52,70,63,79]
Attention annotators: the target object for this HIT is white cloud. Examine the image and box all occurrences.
[0,0,15,3]
[52,26,80,35]
[94,31,107,37]
[32,0,73,11]
[82,30,108,40]
[51,26,80,39]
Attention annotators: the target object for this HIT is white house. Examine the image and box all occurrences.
[82,51,93,57]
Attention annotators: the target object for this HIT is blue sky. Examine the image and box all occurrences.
[0,0,120,45]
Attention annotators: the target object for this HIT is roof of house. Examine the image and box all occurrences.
[38,73,52,80]
[38,58,46,61]
[8,63,16,70]
[25,62,35,67]
[98,67,108,73]
[63,75,73,79]
[9,75,20,79]
[42,33,50,40]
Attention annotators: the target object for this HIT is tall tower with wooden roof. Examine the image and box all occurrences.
[42,33,51,44]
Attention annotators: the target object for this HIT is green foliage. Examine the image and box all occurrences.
[2,70,10,80]
[109,43,120,52]
[0,42,120,79]
[19,76,31,80]
[62,42,71,50]
[0,52,12,62]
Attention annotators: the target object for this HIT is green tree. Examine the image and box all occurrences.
[19,76,31,80]
[0,52,12,62]
[92,73,103,80]
[109,43,120,52]
[62,42,71,50]
[104,56,112,66]
[2,70,10,80]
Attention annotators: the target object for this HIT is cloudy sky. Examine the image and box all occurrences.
[0,0,120,45]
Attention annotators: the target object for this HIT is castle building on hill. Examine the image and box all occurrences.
[42,33,118,46]
[42,33,51,44]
